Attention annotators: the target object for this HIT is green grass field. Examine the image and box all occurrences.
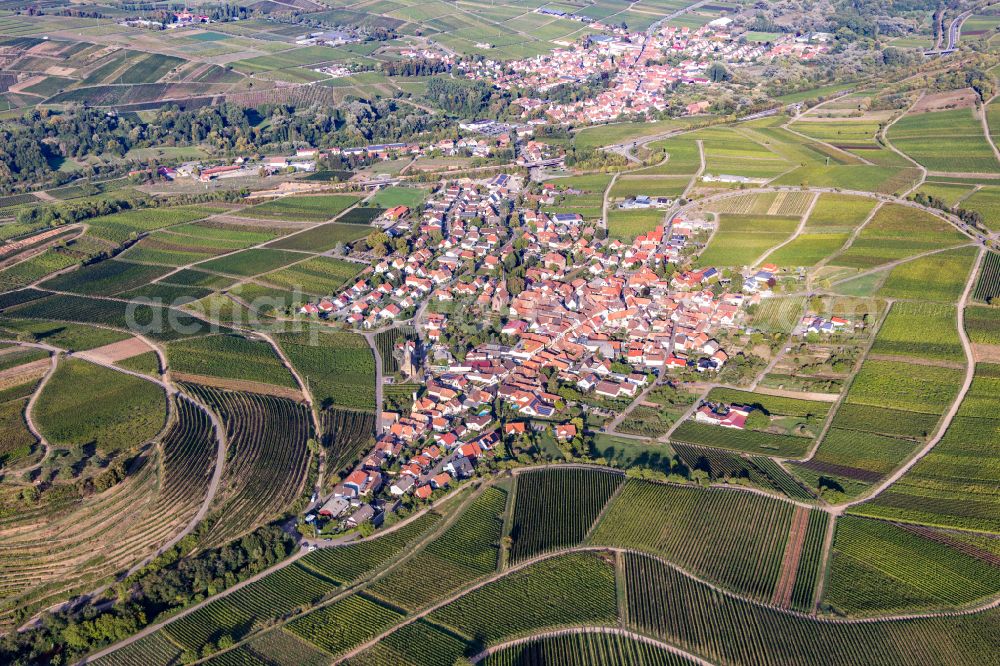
[607,209,665,241]
[367,186,427,209]
[876,246,977,302]
[832,204,967,269]
[165,334,297,388]
[698,214,799,267]
[870,301,964,362]
[242,195,360,222]
[35,358,167,453]
[889,108,1000,173]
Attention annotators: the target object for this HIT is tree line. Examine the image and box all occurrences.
[0,526,296,665]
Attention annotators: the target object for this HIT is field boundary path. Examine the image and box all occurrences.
[468,626,715,665]
[781,121,874,166]
[82,459,1000,665]
[981,94,1000,164]
[797,301,891,465]
[658,384,711,443]
[336,542,1000,666]
[19,348,59,471]
[879,94,928,196]
[771,505,811,608]
[753,191,819,268]
[256,330,324,507]
[601,172,619,230]
[813,200,883,276]
[677,185,987,246]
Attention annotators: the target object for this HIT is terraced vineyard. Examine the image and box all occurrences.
[4,14,1000,663]
[182,383,312,544]
[0,395,216,629]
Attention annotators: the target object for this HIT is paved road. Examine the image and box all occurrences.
[924,9,973,54]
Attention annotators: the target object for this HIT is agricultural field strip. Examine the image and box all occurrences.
[811,200,884,273]
[9,285,320,431]
[781,118,874,166]
[836,245,984,511]
[145,193,375,286]
[878,94,929,182]
[828,242,977,290]
[0,341,57,470]
[792,302,893,467]
[84,482,476,664]
[753,192,819,267]
[177,482,486,657]
[111,389,226,585]
[678,186,979,259]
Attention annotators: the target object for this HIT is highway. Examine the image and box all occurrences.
[924,9,973,55]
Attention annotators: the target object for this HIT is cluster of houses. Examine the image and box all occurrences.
[694,402,753,429]
[295,173,777,532]
[452,18,828,125]
[118,10,210,29]
[299,178,522,327]
[516,140,566,166]
[619,195,674,209]
[797,314,852,335]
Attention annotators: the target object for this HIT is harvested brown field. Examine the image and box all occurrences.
[172,371,304,401]
[911,88,978,112]
[0,358,49,391]
[77,337,155,364]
